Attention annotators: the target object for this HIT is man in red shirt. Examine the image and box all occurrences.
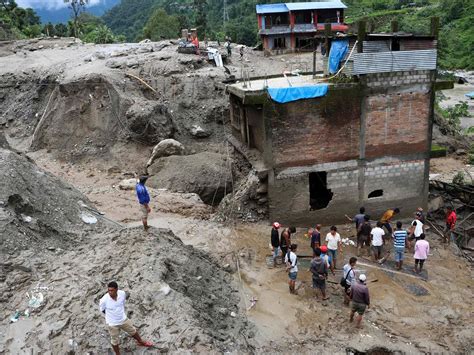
[445,206,457,244]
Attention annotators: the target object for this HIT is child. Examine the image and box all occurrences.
[413,233,429,273]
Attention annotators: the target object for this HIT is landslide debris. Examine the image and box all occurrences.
[0,227,253,354]
[0,147,103,254]
[147,151,233,205]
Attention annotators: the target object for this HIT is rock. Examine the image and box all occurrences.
[118,178,137,190]
[126,58,139,68]
[456,149,467,155]
[146,139,185,167]
[125,101,174,144]
[94,51,107,59]
[190,125,211,138]
[107,166,121,175]
[230,311,237,318]
[139,39,151,43]
[80,212,97,224]
[105,59,123,69]
[136,45,153,53]
[83,55,94,62]
[147,152,232,205]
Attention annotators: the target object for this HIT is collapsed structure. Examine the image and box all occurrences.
[227,19,453,226]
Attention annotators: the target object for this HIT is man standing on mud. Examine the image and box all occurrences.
[310,248,329,300]
[280,226,296,260]
[135,175,151,231]
[99,281,152,354]
[325,226,342,271]
[285,244,298,294]
[445,206,457,244]
[349,274,370,328]
[271,222,280,267]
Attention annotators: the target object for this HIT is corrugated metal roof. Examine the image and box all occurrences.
[351,49,437,75]
[256,1,347,14]
[286,1,347,11]
[256,3,288,14]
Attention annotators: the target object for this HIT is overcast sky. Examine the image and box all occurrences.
[16,0,104,10]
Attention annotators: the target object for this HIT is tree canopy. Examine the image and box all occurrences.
[142,8,180,41]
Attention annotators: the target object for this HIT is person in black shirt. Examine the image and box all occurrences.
[310,224,322,256]
[280,226,296,260]
[271,222,281,267]
[357,215,372,257]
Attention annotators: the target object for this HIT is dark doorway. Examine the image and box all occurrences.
[368,189,384,199]
[309,172,333,210]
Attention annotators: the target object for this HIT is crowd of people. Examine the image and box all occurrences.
[271,205,457,328]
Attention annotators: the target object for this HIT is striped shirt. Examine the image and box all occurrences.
[393,229,407,248]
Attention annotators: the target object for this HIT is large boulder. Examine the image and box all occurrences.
[146,139,185,167]
[147,152,232,205]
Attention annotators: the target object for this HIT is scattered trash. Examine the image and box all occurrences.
[247,297,258,311]
[230,311,237,318]
[341,238,356,246]
[80,212,97,224]
[196,276,203,281]
[159,284,171,296]
[28,292,44,308]
[21,214,32,223]
[10,310,21,323]
[24,309,30,317]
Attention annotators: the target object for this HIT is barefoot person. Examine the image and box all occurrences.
[280,226,296,259]
[309,248,329,300]
[413,233,430,274]
[350,274,370,328]
[100,281,153,354]
[284,244,298,294]
[135,176,151,231]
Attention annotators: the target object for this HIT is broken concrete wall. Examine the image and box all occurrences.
[269,157,427,225]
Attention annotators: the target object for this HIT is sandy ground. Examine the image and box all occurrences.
[439,71,474,130]
[430,156,474,184]
[24,153,474,353]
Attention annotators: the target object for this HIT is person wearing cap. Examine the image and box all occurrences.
[271,222,281,267]
[350,274,370,328]
[319,245,334,275]
[136,176,151,231]
[284,244,298,294]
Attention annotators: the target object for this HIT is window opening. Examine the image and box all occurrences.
[309,172,333,210]
[368,189,384,199]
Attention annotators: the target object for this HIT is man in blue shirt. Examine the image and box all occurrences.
[136,176,151,231]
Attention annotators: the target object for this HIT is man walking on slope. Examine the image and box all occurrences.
[100,281,153,354]
[136,175,151,231]
[350,274,370,328]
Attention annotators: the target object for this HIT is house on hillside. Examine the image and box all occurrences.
[226,20,453,226]
[256,0,349,55]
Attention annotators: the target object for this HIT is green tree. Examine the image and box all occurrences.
[193,0,207,38]
[83,24,116,43]
[54,23,68,37]
[64,0,89,38]
[42,22,55,37]
[142,8,179,40]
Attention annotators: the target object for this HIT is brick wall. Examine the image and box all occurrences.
[364,91,430,158]
[267,87,362,168]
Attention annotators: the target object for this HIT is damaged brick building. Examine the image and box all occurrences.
[227,20,452,226]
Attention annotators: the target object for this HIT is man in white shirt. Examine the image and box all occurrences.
[409,211,424,251]
[284,244,298,294]
[325,225,342,271]
[371,221,385,261]
[99,281,152,354]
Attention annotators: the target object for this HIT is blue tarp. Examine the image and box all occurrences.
[328,39,349,74]
[267,84,329,103]
[465,91,474,99]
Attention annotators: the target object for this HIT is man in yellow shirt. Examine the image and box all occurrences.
[380,208,400,236]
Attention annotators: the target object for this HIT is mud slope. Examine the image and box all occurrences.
[0,227,253,354]
[0,147,104,254]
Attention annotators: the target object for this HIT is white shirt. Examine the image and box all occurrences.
[325,232,341,250]
[343,264,356,286]
[371,227,385,246]
[99,290,127,326]
[284,251,298,273]
[412,220,424,237]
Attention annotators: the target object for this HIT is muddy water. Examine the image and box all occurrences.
[140,217,473,352]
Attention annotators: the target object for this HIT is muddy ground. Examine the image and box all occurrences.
[0,38,473,353]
